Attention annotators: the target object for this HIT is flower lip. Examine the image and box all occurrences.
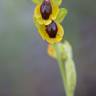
[46,21,58,38]
[40,0,52,20]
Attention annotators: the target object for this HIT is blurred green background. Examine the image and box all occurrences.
[0,0,96,96]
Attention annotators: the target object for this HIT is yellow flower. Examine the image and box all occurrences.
[35,20,64,44]
[34,0,59,25]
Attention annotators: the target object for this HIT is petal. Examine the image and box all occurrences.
[43,19,52,25]
[51,0,62,6]
[36,17,44,25]
[56,23,64,42]
[40,28,57,44]
[51,4,59,20]
[34,4,41,18]
[38,24,46,40]
[46,38,56,44]
[36,17,51,25]
[44,33,58,44]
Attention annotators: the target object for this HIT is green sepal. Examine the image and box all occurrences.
[56,8,68,23]
[32,0,43,4]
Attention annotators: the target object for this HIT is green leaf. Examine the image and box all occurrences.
[56,8,68,23]
[52,0,62,6]
[65,59,77,96]
[32,0,43,4]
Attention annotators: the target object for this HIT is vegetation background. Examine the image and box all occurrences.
[0,0,96,96]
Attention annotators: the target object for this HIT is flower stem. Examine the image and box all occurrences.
[54,44,73,96]
[54,44,66,94]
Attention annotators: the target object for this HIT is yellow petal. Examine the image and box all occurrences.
[56,23,64,42]
[34,4,41,18]
[38,24,46,40]
[36,17,44,25]
[46,38,56,44]
[43,19,52,25]
[35,13,52,25]
[51,0,62,6]
[51,4,59,20]
[37,17,52,25]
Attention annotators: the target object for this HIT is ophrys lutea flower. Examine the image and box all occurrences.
[32,0,67,44]
[34,0,59,25]
[35,20,64,44]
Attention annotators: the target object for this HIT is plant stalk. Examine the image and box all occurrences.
[54,44,73,96]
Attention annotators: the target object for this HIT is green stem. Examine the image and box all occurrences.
[54,44,73,96]
[54,44,67,95]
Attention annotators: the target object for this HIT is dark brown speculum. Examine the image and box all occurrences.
[46,21,58,38]
[40,0,52,20]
